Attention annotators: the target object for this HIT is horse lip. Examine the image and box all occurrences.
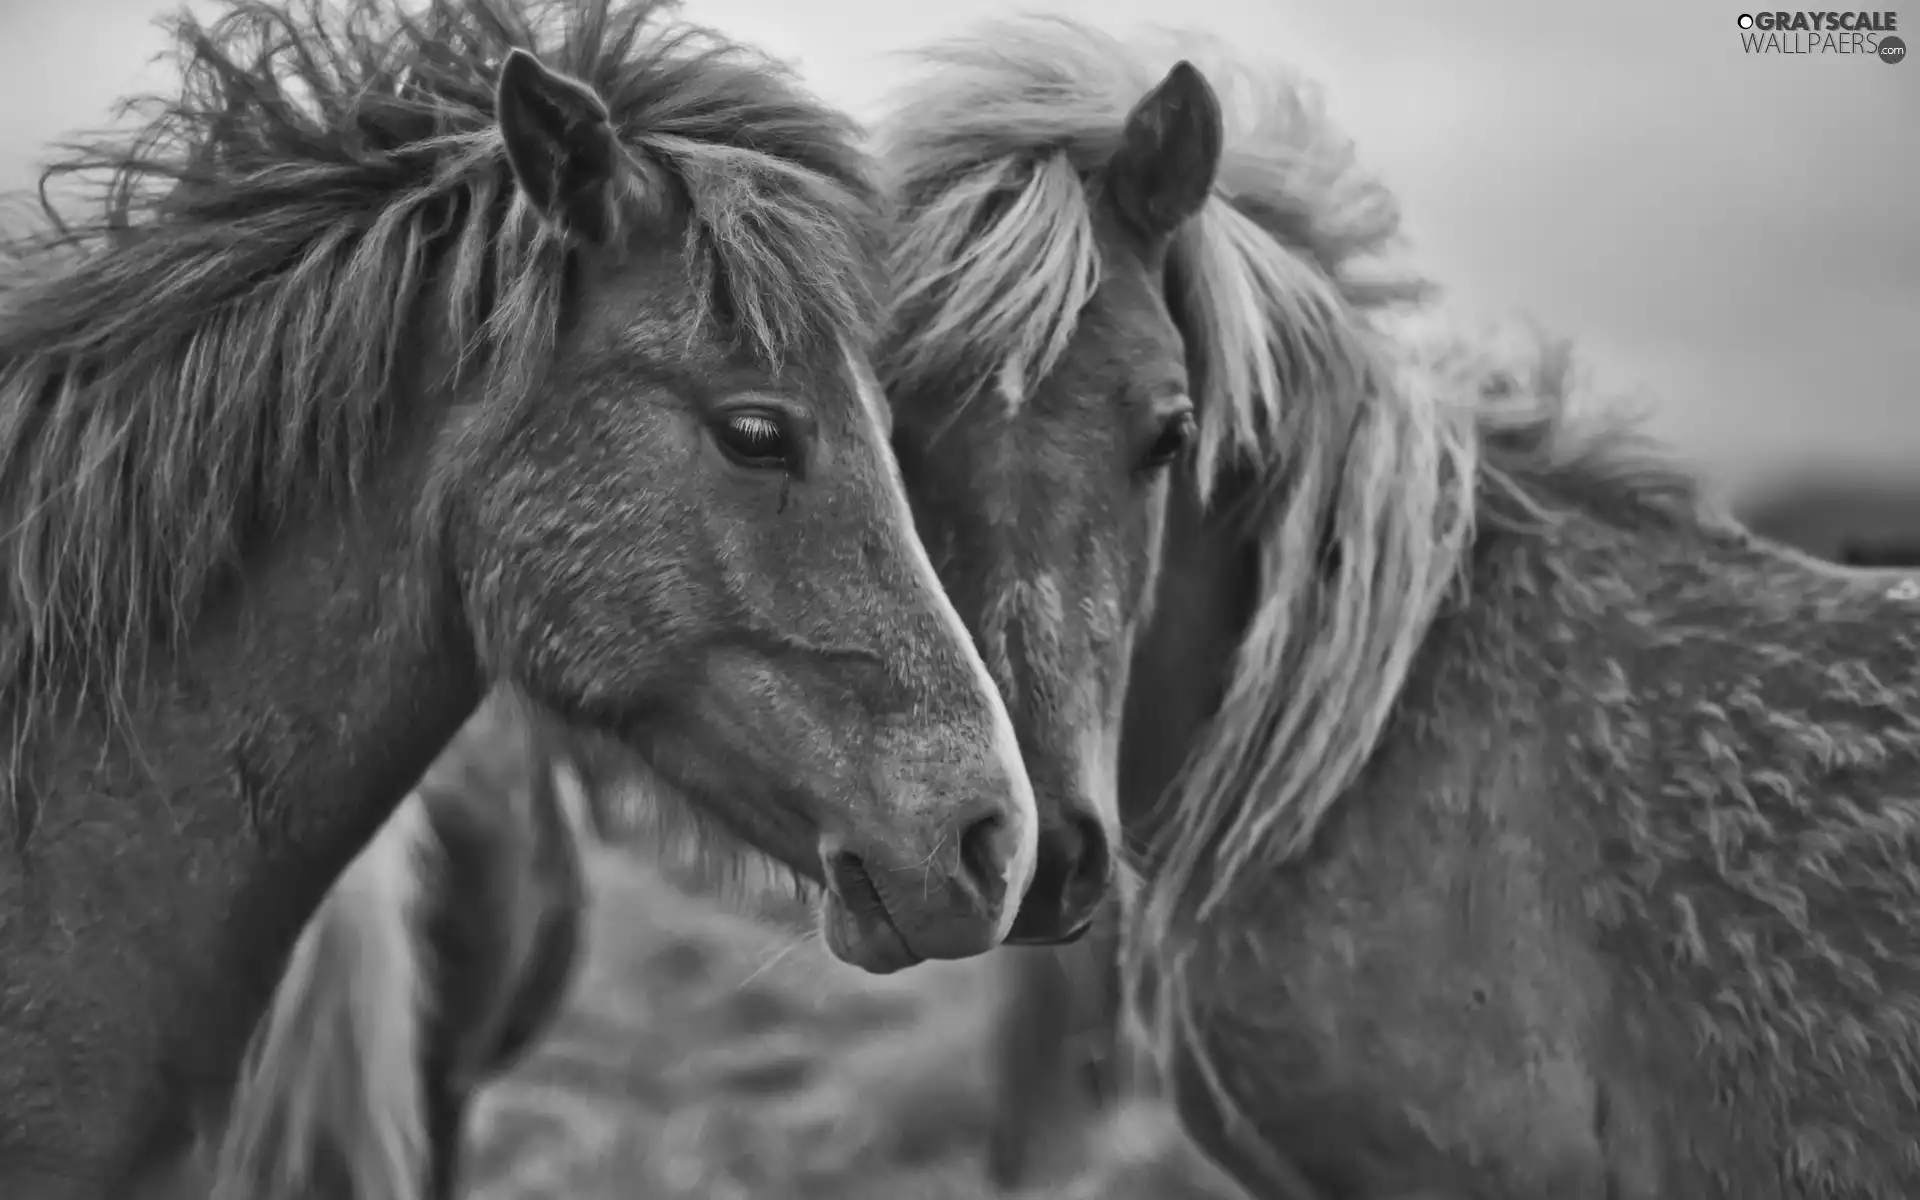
[821,852,926,972]
[822,898,924,973]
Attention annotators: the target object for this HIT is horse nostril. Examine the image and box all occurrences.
[1064,810,1111,895]
[827,849,887,919]
[1005,808,1112,944]
[958,811,1011,907]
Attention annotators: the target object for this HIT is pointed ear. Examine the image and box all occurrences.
[1107,60,1223,242]
[495,48,621,245]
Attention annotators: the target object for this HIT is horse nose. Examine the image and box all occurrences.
[821,799,1025,967]
[1003,807,1112,945]
[956,808,1020,917]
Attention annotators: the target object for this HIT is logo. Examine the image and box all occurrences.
[1737,10,1904,58]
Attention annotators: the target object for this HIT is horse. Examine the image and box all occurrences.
[879,16,1920,1199]
[189,691,611,1200]
[876,17,1414,1187]
[0,0,1101,1189]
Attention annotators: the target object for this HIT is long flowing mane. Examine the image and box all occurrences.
[875,13,1712,1156]
[0,0,881,769]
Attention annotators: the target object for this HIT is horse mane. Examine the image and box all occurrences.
[875,15,1717,1156]
[0,0,881,758]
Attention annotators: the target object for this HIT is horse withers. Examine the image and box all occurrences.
[0,1,1061,1193]
[883,15,1920,1199]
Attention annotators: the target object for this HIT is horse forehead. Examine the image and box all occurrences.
[959,409,1114,521]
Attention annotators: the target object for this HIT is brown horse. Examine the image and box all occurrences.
[882,16,1920,1199]
[0,0,1077,1191]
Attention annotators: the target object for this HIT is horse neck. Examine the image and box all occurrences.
[4,404,483,1183]
[179,434,483,981]
[1117,473,1258,857]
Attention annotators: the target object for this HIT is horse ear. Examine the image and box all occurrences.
[495,48,621,245]
[1107,60,1223,242]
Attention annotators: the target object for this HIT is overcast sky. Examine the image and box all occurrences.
[2,0,1915,503]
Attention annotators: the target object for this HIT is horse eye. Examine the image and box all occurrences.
[1139,408,1196,473]
[713,410,791,471]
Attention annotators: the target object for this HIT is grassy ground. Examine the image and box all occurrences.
[461,840,1247,1199]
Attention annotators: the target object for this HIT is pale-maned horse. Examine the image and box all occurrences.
[878,17,1415,1187]
[880,16,1920,1199]
[188,692,611,1200]
[0,0,1074,1190]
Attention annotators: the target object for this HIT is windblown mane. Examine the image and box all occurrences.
[0,0,881,756]
[874,13,1712,1158]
